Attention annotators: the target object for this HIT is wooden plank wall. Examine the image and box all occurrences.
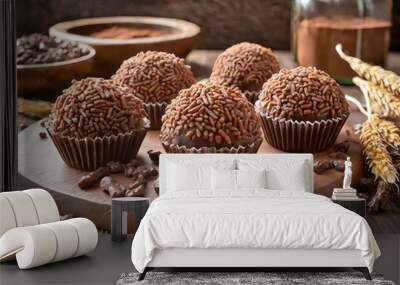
[16,0,400,50]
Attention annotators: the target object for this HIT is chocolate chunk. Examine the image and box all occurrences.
[125,185,145,197]
[17,33,89,65]
[100,176,126,198]
[332,160,345,172]
[19,123,28,131]
[106,161,124,174]
[313,160,334,174]
[38,131,48,139]
[78,167,110,189]
[147,150,161,164]
[143,167,158,179]
[329,152,348,160]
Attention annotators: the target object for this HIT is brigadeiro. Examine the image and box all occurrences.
[210,42,280,104]
[160,82,262,153]
[112,51,195,130]
[255,66,349,153]
[46,77,149,170]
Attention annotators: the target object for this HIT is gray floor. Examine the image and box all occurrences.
[0,234,134,285]
[1,234,399,285]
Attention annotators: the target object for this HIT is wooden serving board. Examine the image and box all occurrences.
[18,119,362,231]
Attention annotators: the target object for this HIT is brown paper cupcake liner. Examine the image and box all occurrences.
[144,102,168,130]
[46,127,147,171]
[241,90,260,105]
[258,112,348,153]
[161,137,263,154]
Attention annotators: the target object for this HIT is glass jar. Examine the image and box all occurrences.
[292,0,392,84]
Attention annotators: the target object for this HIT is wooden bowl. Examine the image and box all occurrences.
[17,43,95,100]
[49,17,201,77]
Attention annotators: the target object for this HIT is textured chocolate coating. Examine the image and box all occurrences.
[161,82,261,148]
[210,42,280,92]
[51,78,147,138]
[112,51,195,104]
[257,66,349,121]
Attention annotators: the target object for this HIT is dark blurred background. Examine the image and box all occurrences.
[16,0,400,51]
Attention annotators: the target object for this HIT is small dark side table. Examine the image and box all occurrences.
[111,197,150,242]
[332,198,366,218]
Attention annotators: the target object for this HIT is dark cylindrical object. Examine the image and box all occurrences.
[0,0,17,192]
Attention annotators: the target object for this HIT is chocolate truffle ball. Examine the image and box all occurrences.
[51,78,147,138]
[210,42,280,92]
[257,66,349,121]
[161,82,262,148]
[112,51,195,104]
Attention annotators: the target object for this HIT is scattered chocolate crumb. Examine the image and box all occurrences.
[40,120,47,128]
[334,142,350,154]
[19,123,28,131]
[100,176,113,190]
[78,167,110,189]
[314,160,335,174]
[147,150,161,164]
[78,157,159,197]
[106,161,124,174]
[124,165,136,177]
[125,185,145,197]
[39,131,48,139]
[329,151,348,160]
[332,160,345,172]
[131,165,147,178]
[314,158,347,174]
[154,179,160,195]
[100,176,126,197]
[143,167,158,179]
[127,158,142,167]
[127,174,145,191]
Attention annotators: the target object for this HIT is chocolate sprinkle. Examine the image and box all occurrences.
[161,82,261,148]
[112,51,195,104]
[210,42,280,92]
[257,66,349,121]
[50,78,147,139]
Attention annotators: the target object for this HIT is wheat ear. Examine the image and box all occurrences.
[360,119,398,184]
[353,77,400,118]
[370,115,400,149]
[336,44,400,97]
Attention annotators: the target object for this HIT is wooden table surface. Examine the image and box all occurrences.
[17,50,399,231]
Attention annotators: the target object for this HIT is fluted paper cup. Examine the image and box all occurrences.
[144,102,168,130]
[161,137,263,154]
[46,125,147,171]
[257,111,348,153]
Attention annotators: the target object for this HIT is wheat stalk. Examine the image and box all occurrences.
[336,44,400,97]
[370,115,400,149]
[353,77,400,118]
[347,94,400,184]
[360,119,398,184]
